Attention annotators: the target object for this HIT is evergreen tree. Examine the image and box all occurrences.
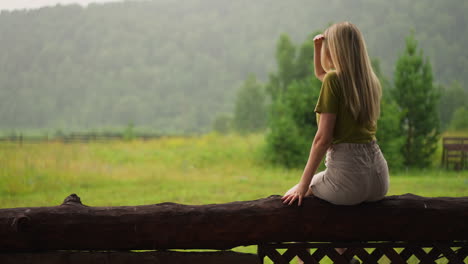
[283,78,322,140]
[393,33,440,168]
[294,35,316,80]
[378,96,405,169]
[265,34,297,100]
[265,99,306,168]
[233,75,267,134]
[266,78,322,167]
[265,34,322,167]
[372,59,405,170]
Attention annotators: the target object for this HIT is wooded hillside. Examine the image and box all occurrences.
[1,0,466,133]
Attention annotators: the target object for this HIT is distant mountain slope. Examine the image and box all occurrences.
[0,0,466,133]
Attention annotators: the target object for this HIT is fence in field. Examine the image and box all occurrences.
[0,132,165,143]
[1,193,467,264]
[442,137,468,170]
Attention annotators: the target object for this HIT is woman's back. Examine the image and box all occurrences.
[315,71,377,144]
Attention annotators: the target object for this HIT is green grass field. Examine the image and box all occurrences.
[1,133,467,208]
[1,133,467,263]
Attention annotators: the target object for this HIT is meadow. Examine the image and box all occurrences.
[1,133,467,208]
[1,133,467,263]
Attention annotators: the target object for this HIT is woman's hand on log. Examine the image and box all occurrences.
[281,183,309,206]
[283,184,297,197]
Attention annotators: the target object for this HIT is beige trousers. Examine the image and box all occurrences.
[310,141,389,205]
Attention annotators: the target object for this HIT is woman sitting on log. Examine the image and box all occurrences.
[281,21,390,264]
[281,22,389,210]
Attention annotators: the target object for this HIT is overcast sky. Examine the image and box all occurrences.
[0,0,125,11]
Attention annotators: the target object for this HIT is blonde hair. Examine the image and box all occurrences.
[321,22,382,125]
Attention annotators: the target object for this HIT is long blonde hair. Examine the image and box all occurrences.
[321,22,382,125]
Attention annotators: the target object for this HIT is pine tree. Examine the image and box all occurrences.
[265,33,322,167]
[265,98,306,168]
[373,59,405,170]
[265,34,297,100]
[393,33,440,168]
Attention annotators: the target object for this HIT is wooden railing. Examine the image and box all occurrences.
[442,137,468,170]
[1,194,467,263]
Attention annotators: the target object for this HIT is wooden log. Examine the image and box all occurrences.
[0,250,260,264]
[0,193,467,251]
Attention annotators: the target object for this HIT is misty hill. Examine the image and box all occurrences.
[0,0,466,133]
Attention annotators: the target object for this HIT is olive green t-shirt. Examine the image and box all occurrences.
[315,71,376,144]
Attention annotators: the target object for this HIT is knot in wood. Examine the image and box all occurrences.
[11,214,31,232]
[62,193,82,205]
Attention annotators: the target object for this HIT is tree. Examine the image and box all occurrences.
[393,33,440,168]
[377,97,406,169]
[265,33,322,167]
[265,34,297,100]
[265,99,306,168]
[233,75,267,134]
[372,59,405,170]
[265,77,321,168]
[283,78,321,140]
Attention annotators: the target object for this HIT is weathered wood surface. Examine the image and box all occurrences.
[0,250,260,264]
[1,193,467,251]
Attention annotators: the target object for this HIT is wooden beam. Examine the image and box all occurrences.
[0,250,260,264]
[1,193,467,251]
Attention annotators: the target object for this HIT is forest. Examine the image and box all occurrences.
[0,0,467,134]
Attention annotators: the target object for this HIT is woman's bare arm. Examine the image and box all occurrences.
[313,34,326,82]
[281,113,336,206]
